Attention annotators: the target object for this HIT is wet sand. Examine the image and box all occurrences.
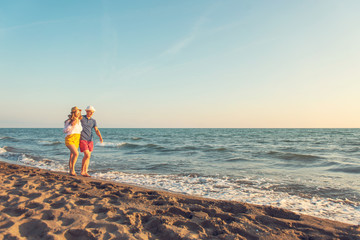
[0,161,358,239]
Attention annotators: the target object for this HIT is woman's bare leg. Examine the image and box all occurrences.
[66,144,79,175]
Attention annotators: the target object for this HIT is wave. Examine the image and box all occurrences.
[97,141,233,154]
[224,158,252,162]
[0,147,6,154]
[38,140,62,146]
[174,146,198,151]
[329,165,360,174]
[97,142,136,148]
[97,142,167,152]
[0,136,18,142]
[132,137,143,140]
[3,146,27,153]
[93,171,360,225]
[205,147,230,152]
[267,151,323,162]
[147,163,171,170]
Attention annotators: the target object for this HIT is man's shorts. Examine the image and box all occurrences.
[80,140,94,152]
[65,134,80,148]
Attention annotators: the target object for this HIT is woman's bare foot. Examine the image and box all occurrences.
[69,172,76,176]
[81,173,91,177]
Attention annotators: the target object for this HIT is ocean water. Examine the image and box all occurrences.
[0,128,359,225]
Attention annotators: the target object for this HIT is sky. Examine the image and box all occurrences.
[1,0,360,128]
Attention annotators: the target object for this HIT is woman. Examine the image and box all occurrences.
[64,106,83,176]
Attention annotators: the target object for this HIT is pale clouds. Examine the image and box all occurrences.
[163,36,195,55]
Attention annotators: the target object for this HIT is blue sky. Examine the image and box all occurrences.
[1,0,360,127]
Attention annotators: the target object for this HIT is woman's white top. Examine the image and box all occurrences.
[63,120,83,137]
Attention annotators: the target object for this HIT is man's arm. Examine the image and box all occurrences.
[94,126,103,143]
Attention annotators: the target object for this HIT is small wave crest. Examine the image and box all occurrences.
[38,140,62,146]
[329,165,360,174]
[0,146,6,154]
[132,137,143,140]
[0,136,18,142]
[97,142,166,151]
[3,146,25,153]
[224,157,251,162]
[267,151,322,162]
[97,142,141,149]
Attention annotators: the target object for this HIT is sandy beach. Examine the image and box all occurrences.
[0,161,358,240]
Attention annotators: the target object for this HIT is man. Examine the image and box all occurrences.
[79,105,103,177]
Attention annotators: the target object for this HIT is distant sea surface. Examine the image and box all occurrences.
[0,128,359,225]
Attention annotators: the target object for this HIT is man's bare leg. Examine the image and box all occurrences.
[81,150,91,177]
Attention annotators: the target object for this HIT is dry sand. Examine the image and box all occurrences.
[0,161,359,240]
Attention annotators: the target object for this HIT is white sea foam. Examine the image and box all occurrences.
[0,147,6,154]
[97,142,128,147]
[19,155,66,172]
[93,171,360,225]
[38,140,62,146]
[0,147,66,172]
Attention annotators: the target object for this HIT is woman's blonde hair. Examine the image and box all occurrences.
[65,106,82,123]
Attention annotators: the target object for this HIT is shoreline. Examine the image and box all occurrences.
[0,161,359,239]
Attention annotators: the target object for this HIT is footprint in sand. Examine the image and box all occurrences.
[3,234,18,240]
[215,202,248,214]
[178,198,205,206]
[13,180,28,187]
[225,225,259,240]
[27,192,42,200]
[60,188,73,194]
[143,217,164,235]
[50,200,67,209]
[65,229,96,240]
[107,215,124,223]
[0,220,14,229]
[2,207,28,217]
[0,195,10,202]
[19,219,52,239]
[86,221,118,232]
[166,207,193,219]
[255,215,291,229]
[265,207,301,220]
[41,210,56,221]
[45,193,62,201]
[144,217,182,239]
[190,206,217,217]
[102,194,121,205]
[90,182,114,190]
[173,220,205,233]
[152,200,170,206]
[119,187,133,194]
[75,199,92,206]
[214,213,237,224]
[133,190,160,199]
[61,217,75,226]
[93,206,112,214]
[25,201,44,210]
[78,193,92,199]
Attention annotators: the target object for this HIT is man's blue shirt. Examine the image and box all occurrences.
[80,116,97,141]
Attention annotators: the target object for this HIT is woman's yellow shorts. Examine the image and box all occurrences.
[65,134,81,148]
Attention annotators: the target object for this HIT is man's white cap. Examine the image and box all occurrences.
[85,105,96,112]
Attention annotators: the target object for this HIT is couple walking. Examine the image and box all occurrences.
[63,106,103,177]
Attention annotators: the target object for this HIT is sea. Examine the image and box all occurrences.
[0,128,359,225]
